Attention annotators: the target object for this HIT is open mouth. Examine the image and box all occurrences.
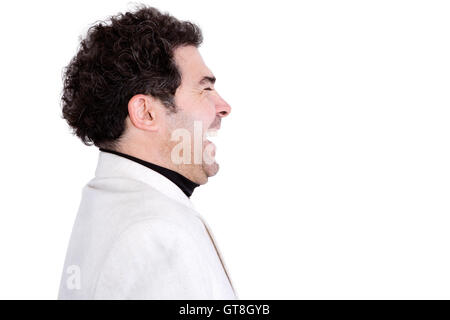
[203,128,218,162]
[204,128,219,145]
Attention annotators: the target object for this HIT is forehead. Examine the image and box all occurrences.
[173,45,213,83]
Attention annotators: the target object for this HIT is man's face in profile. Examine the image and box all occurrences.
[164,45,231,184]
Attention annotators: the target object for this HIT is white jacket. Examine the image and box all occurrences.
[58,151,237,299]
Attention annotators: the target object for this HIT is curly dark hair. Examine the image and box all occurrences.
[61,5,203,148]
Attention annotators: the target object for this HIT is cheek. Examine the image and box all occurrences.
[192,99,216,126]
[175,94,217,130]
[204,105,217,130]
[205,96,218,118]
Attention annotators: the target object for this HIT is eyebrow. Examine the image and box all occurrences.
[199,76,216,86]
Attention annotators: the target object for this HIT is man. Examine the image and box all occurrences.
[58,6,236,299]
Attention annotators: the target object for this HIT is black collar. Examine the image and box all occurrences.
[99,148,199,198]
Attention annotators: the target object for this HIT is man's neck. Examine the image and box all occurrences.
[99,148,200,198]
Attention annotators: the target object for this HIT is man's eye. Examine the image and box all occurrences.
[204,87,213,91]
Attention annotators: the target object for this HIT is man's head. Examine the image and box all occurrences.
[62,6,231,184]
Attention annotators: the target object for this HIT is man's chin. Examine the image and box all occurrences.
[203,161,219,179]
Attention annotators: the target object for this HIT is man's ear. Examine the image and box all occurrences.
[127,94,159,132]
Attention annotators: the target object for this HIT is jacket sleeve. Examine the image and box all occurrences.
[92,218,213,299]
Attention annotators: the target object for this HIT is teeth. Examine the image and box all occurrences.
[205,129,219,143]
[206,129,218,138]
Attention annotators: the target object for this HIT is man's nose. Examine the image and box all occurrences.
[215,92,231,118]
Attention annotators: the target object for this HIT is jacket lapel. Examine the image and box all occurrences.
[197,215,237,297]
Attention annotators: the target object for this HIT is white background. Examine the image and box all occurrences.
[0,0,449,299]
